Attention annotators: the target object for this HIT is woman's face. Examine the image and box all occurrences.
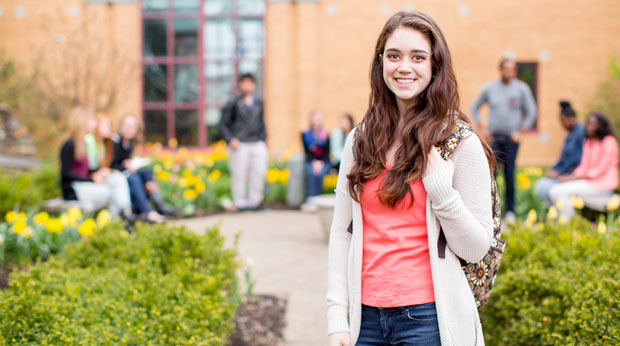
[311,111,323,130]
[382,27,433,111]
[120,117,139,140]
[97,117,112,138]
[559,115,573,131]
[586,116,599,138]
[85,115,97,134]
[340,116,352,132]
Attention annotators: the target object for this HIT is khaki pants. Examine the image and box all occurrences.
[227,141,268,208]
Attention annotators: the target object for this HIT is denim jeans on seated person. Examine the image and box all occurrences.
[127,170,154,214]
[357,302,441,346]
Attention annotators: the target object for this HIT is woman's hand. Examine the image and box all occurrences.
[424,146,455,177]
[328,332,351,346]
[122,159,136,173]
[557,173,576,183]
[91,170,107,185]
[312,160,325,175]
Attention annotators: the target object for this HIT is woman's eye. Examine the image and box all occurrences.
[387,54,400,60]
[413,55,426,61]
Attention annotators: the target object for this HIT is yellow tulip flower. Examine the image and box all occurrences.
[67,207,83,221]
[168,137,178,149]
[45,218,64,233]
[12,220,26,235]
[195,181,206,194]
[525,209,537,228]
[208,169,221,183]
[78,219,96,237]
[555,198,564,211]
[157,170,171,182]
[96,209,111,227]
[606,195,619,211]
[183,189,198,200]
[570,195,584,210]
[547,206,558,220]
[5,211,17,224]
[33,211,49,225]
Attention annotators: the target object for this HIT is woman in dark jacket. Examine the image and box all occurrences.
[61,106,131,217]
[302,109,331,198]
[111,114,175,221]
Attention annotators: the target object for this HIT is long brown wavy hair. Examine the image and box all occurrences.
[348,11,495,208]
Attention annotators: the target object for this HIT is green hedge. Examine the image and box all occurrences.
[480,217,620,345]
[0,222,239,345]
[0,164,60,219]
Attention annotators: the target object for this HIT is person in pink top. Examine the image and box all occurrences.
[327,11,496,346]
[549,113,619,218]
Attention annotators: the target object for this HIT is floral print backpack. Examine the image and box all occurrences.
[435,120,506,307]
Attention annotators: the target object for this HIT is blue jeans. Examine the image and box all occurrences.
[127,170,154,214]
[357,302,441,346]
[304,161,331,198]
[492,134,519,213]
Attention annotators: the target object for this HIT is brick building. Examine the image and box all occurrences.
[1,0,620,165]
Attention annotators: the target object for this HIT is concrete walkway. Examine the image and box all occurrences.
[174,210,328,346]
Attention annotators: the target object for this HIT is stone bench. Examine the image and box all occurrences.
[302,194,336,242]
[42,197,107,214]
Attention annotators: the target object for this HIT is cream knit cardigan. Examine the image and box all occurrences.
[327,128,493,346]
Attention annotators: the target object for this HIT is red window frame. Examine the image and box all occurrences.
[140,0,265,147]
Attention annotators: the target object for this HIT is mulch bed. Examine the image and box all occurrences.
[0,267,12,290]
[230,294,288,346]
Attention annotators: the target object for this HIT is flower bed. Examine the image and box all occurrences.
[144,141,294,215]
[494,166,547,219]
[1,208,108,268]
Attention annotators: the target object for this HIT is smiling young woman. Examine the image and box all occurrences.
[327,11,496,346]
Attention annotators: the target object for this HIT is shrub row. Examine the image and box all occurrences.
[0,164,60,219]
[480,217,620,345]
[0,222,239,345]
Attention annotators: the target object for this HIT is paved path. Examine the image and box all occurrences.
[174,210,328,346]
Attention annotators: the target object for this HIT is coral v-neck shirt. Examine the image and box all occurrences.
[361,171,435,307]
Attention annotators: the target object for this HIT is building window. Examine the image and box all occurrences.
[516,62,538,129]
[142,0,265,147]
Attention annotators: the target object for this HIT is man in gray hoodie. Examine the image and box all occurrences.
[471,58,537,222]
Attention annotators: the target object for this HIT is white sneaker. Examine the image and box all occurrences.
[503,211,516,224]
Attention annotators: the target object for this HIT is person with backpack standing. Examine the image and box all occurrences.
[471,57,537,223]
[219,73,268,212]
[327,11,498,346]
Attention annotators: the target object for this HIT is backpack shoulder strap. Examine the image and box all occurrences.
[435,120,474,160]
[436,120,474,259]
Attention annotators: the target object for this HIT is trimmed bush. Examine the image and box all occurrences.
[0,164,61,219]
[0,222,239,345]
[480,217,620,345]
